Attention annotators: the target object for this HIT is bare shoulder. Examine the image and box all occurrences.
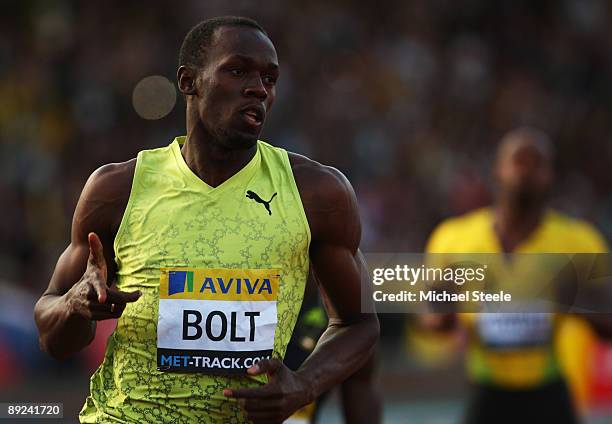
[85,159,137,198]
[75,158,137,239]
[287,152,360,247]
[287,152,356,209]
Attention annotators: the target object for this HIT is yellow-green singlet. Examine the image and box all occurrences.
[80,136,311,423]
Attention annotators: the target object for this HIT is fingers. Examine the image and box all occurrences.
[86,288,141,305]
[87,232,108,302]
[88,301,125,314]
[92,303,125,319]
[240,397,280,412]
[225,360,297,424]
[87,232,106,269]
[247,358,283,376]
[244,410,284,424]
[76,289,140,321]
[224,385,276,400]
[78,300,126,321]
[90,309,125,321]
[89,277,108,304]
[104,289,142,305]
[241,397,287,424]
[76,278,141,321]
[224,360,285,400]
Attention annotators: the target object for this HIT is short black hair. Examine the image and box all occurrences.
[178,16,267,68]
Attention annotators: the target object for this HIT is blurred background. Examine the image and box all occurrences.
[1,0,611,422]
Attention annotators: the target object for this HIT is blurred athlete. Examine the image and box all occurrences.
[34,16,378,423]
[422,127,611,424]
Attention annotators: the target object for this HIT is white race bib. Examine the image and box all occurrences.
[476,313,553,349]
[157,268,280,374]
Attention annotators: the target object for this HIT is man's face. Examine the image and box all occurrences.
[194,26,279,149]
[495,137,554,202]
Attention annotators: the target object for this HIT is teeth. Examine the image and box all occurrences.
[245,111,259,121]
[243,111,259,124]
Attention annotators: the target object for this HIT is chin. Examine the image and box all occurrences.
[512,189,547,206]
[221,128,260,150]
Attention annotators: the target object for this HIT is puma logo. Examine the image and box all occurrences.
[246,190,277,216]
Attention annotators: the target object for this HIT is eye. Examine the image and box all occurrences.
[262,75,277,85]
[230,68,245,77]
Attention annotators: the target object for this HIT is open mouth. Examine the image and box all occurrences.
[240,105,264,127]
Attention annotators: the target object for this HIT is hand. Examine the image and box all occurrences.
[65,232,141,320]
[223,359,315,424]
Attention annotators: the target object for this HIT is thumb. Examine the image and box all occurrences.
[247,358,283,377]
[87,232,108,303]
[87,232,107,271]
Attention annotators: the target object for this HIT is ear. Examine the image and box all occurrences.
[177,65,197,96]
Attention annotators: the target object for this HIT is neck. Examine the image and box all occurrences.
[182,107,257,187]
[493,193,546,251]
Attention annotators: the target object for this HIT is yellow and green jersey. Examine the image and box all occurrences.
[80,136,311,423]
[426,207,608,390]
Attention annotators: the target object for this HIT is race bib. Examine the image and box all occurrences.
[157,268,280,374]
[476,313,553,349]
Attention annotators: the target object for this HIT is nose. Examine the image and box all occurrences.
[243,75,268,100]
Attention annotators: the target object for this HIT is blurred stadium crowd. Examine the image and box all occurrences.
[1,0,612,420]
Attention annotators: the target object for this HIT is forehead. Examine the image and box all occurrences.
[208,26,278,65]
[498,137,551,163]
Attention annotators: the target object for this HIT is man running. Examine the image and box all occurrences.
[34,16,379,423]
[422,127,611,424]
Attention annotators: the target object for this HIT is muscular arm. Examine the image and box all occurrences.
[225,155,379,423]
[34,160,136,360]
[292,156,379,402]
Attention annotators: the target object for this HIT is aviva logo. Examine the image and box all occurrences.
[161,268,280,301]
[168,271,194,296]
